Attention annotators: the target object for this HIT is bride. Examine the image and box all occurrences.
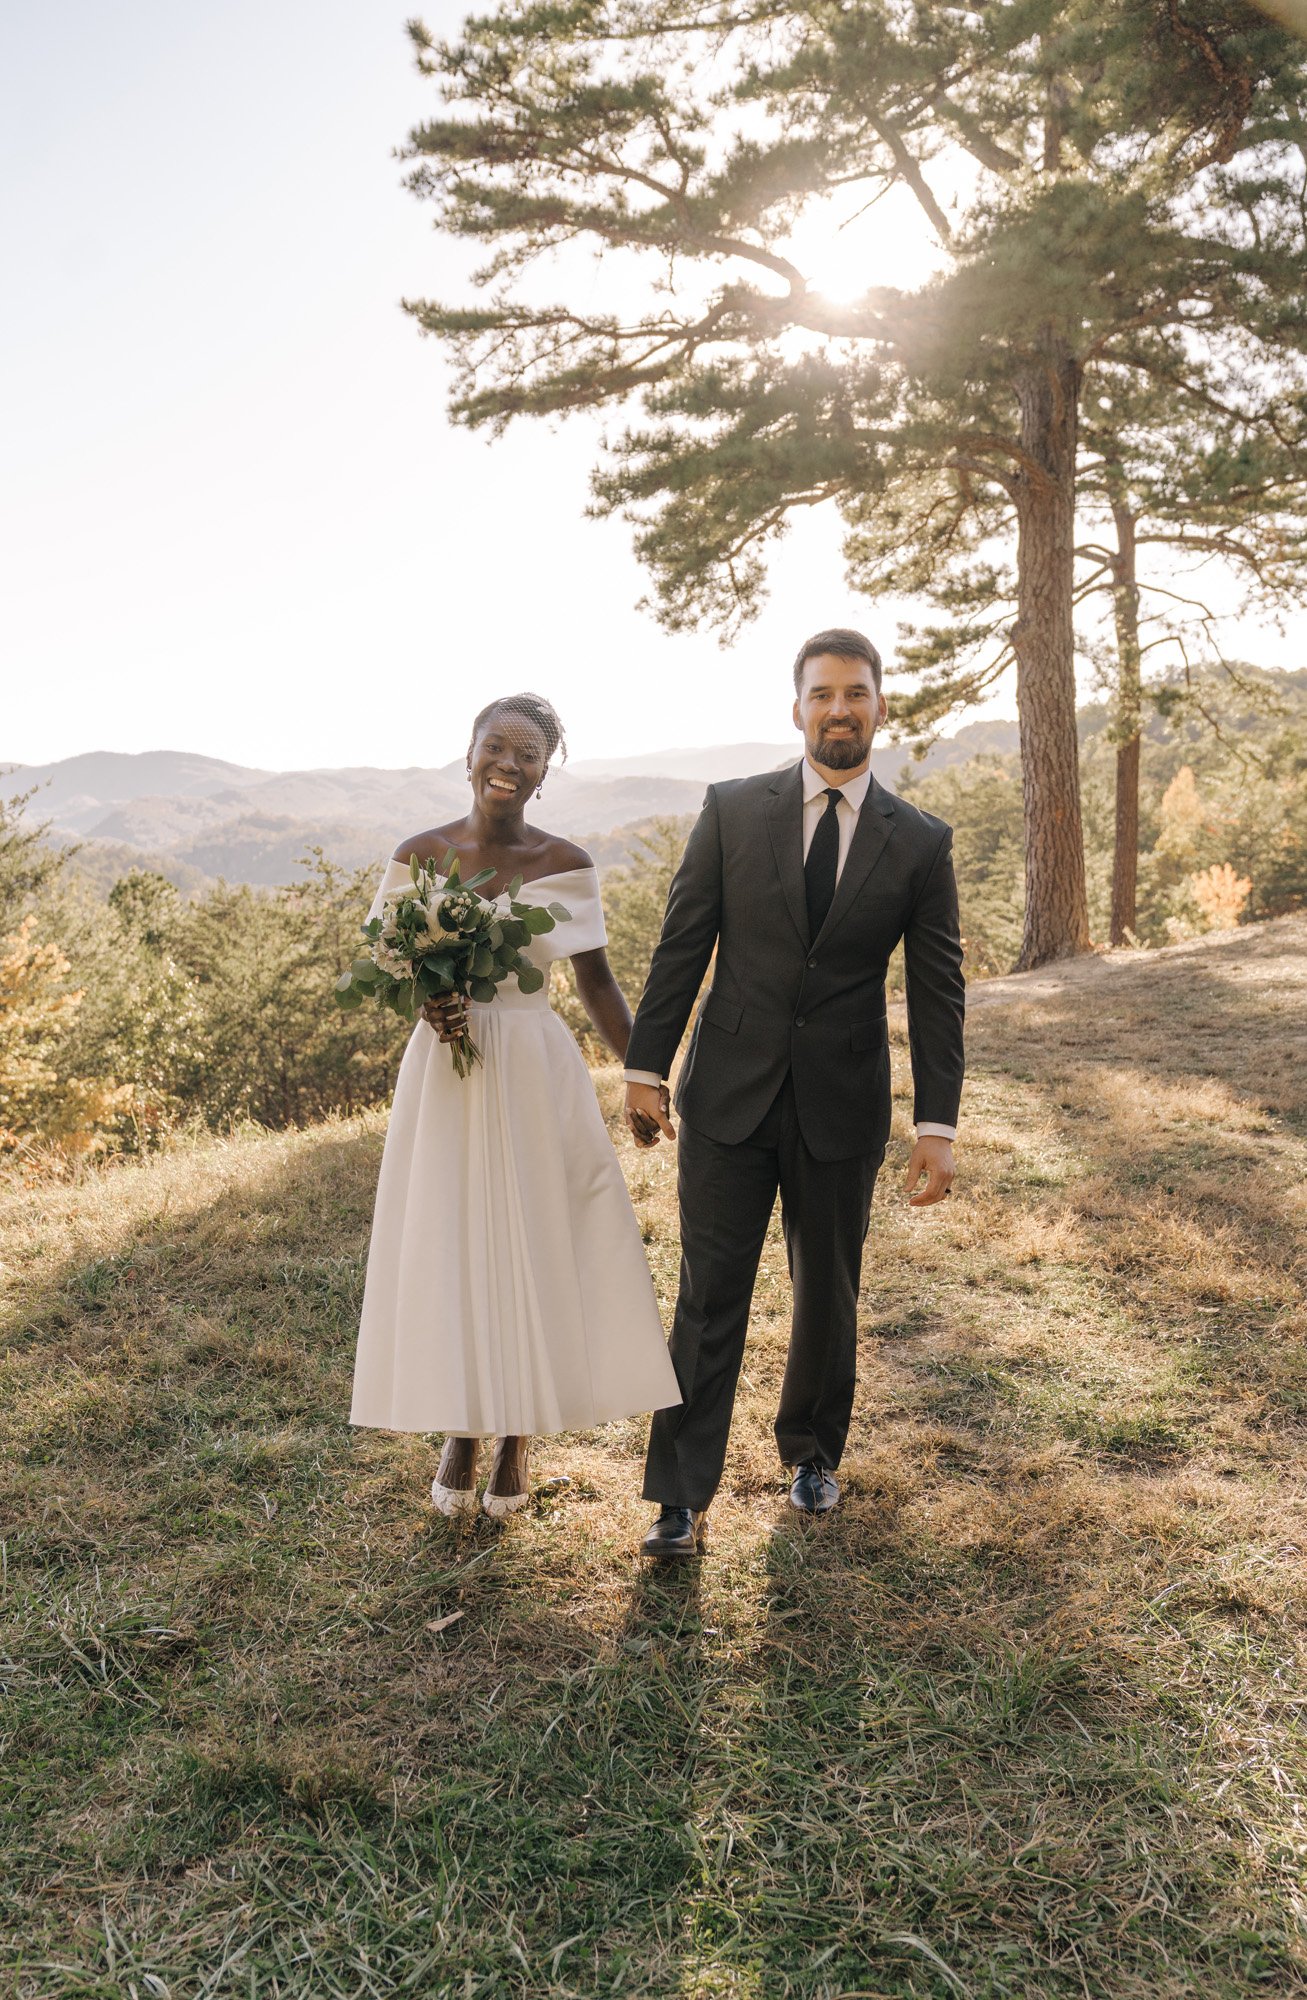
[349,691,681,1516]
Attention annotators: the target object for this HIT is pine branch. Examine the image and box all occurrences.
[870,116,954,244]
[932,95,1024,176]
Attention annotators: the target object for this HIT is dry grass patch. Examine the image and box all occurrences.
[3,921,1307,1996]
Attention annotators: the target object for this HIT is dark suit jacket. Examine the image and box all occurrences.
[625,761,965,1162]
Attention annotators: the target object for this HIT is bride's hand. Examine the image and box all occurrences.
[626,1081,675,1149]
[423,993,468,1043]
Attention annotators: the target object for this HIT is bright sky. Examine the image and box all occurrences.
[2,4,1298,773]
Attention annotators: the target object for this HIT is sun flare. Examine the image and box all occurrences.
[776,181,957,304]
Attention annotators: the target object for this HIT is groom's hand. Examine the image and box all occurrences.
[904,1134,955,1207]
[626,1082,676,1149]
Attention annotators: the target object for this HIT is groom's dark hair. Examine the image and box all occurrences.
[792,628,883,695]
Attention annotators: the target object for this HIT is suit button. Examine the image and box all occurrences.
[795,1016,806,1028]
[807,957,817,968]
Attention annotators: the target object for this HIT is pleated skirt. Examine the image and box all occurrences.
[349,1002,681,1436]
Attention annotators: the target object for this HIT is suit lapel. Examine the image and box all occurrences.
[764,761,809,948]
[813,776,895,946]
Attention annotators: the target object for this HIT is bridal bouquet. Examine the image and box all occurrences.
[334,850,572,1077]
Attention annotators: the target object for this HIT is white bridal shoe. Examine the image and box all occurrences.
[482,1441,530,1519]
[431,1438,480,1517]
[430,1476,479,1517]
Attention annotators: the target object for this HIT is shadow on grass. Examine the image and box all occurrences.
[6,933,1307,2000]
[653,1504,1307,2000]
[2,1120,724,1994]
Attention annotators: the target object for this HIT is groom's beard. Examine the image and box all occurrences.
[814,722,872,769]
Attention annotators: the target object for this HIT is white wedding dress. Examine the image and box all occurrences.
[349,861,681,1437]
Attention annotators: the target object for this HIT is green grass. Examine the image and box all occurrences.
[2,915,1307,1997]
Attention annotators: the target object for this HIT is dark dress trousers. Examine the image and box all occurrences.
[626,760,965,1508]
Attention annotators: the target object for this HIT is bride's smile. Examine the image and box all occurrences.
[470,724,546,812]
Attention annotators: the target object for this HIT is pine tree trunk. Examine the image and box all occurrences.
[1010,331,1091,969]
[1108,490,1142,945]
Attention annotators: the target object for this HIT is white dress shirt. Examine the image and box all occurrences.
[625,758,957,1141]
[800,756,871,873]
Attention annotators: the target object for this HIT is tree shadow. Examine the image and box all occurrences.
[672,1484,1305,1999]
[2,1121,723,1992]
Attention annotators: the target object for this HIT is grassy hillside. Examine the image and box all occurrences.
[3,917,1306,1998]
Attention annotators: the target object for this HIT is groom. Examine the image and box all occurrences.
[624,628,965,1557]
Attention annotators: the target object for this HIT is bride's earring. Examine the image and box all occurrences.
[535,780,545,799]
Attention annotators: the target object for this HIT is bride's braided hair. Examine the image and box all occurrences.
[469,691,568,767]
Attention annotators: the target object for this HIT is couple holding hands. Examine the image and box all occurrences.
[349,627,965,1558]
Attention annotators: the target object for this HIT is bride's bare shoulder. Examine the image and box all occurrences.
[391,823,463,865]
[534,833,594,875]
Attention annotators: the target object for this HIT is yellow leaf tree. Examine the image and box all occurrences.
[0,917,130,1159]
[1187,863,1253,932]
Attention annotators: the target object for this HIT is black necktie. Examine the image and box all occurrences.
[804,787,842,939]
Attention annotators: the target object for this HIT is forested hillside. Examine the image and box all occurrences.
[904,667,1307,974]
[2,669,1303,1167]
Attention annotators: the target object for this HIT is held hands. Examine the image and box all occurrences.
[626,1081,675,1150]
[904,1134,955,1208]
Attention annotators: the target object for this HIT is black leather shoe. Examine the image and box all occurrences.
[640,1506,705,1559]
[789,1462,839,1514]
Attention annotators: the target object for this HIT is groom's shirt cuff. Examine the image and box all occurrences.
[623,1069,664,1087]
[916,1122,957,1140]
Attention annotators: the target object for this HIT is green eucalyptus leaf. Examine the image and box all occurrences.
[506,874,523,900]
[516,965,545,995]
[547,902,572,922]
[470,977,497,1003]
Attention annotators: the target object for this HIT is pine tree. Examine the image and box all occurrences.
[1076,354,1307,942]
[0,780,69,932]
[400,0,1307,965]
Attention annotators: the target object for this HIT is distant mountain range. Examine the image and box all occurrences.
[4,724,1020,892]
